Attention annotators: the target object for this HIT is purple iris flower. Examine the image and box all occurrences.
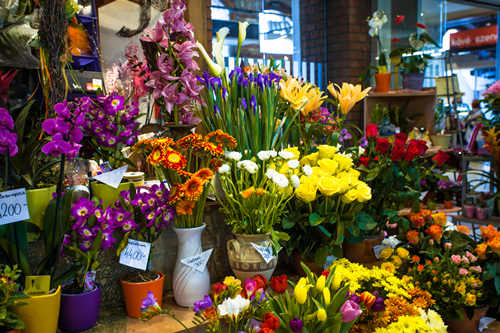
[359,136,368,148]
[193,295,213,313]
[241,97,247,110]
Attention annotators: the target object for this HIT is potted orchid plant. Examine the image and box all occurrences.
[367,10,390,93]
[116,182,174,317]
[57,197,125,332]
[131,130,236,307]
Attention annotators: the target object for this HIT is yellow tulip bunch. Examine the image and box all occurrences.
[328,82,371,116]
[280,77,326,116]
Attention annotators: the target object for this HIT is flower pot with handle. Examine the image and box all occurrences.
[25,185,57,229]
[13,286,61,333]
[227,233,277,281]
[343,234,384,265]
[121,272,164,319]
[374,73,391,93]
[402,72,425,90]
[172,224,210,307]
[463,205,475,218]
[58,285,100,332]
[475,207,489,220]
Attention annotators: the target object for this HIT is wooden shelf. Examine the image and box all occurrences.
[451,215,500,226]
[399,205,462,216]
[368,89,437,98]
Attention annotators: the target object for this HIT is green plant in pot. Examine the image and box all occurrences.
[0,265,26,332]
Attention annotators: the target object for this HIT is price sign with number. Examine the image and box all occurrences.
[251,243,275,264]
[119,239,151,271]
[0,188,30,226]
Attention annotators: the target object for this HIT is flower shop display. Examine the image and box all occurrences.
[283,145,372,268]
[367,10,390,93]
[117,183,173,316]
[0,265,26,332]
[216,148,298,280]
[58,197,126,332]
[140,0,203,126]
[133,130,236,306]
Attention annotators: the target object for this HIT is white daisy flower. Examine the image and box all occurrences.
[218,164,230,174]
[272,173,289,188]
[278,150,295,160]
[225,151,242,161]
[287,159,300,169]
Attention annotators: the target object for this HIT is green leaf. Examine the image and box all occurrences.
[355,212,377,231]
[281,217,295,230]
[317,225,331,238]
[495,276,500,295]
[309,213,324,226]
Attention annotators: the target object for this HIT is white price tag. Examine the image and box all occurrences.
[251,243,275,264]
[119,239,151,271]
[181,248,213,272]
[93,165,128,189]
[0,188,30,226]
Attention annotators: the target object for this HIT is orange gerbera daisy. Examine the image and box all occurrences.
[147,147,165,166]
[183,177,205,200]
[206,130,237,149]
[168,185,184,204]
[176,133,203,149]
[163,149,187,170]
[194,168,214,181]
[176,169,194,178]
[176,200,195,215]
[198,142,224,156]
[151,137,174,148]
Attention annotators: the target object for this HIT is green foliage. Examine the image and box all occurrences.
[0,265,27,330]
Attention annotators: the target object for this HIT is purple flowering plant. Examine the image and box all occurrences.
[141,0,202,125]
[0,108,18,158]
[115,183,175,266]
[80,93,141,169]
[61,197,131,289]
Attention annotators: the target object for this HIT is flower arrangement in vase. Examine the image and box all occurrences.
[216,147,300,280]
[283,144,372,268]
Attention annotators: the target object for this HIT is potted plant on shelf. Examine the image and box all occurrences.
[0,265,26,333]
[391,23,439,91]
[57,197,124,332]
[132,130,236,307]
[367,10,390,93]
[438,179,456,209]
[216,147,298,280]
[475,193,490,220]
[283,145,372,269]
[116,182,174,316]
[140,0,202,134]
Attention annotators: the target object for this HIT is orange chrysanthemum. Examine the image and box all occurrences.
[194,168,214,181]
[487,235,500,254]
[183,177,205,200]
[163,149,187,170]
[475,243,488,259]
[198,142,224,156]
[176,133,203,149]
[457,225,471,235]
[373,297,419,328]
[425,224,442,241]
[150,137,174,148]
[206,130,237,149]
[408,287,435,310]
[147,147,165,166]
[480,225,498,240]
[176,200,195,215]
[406,230,419,245]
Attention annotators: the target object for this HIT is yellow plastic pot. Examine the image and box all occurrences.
[14,286,61,333]
[26,186,57,230]
[91,181,143,208]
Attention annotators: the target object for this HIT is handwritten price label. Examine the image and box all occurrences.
[119,239,151,271]
[251,243,275,264]
[181,248,213,272]
[0,188,30,226]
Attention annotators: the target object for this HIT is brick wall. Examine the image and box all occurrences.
[300,0,326,63]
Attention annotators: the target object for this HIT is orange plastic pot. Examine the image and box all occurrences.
[120,272,164,319]
[444,200,454,209]
[375,73,391,93]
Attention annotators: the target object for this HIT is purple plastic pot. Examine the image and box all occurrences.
[463,205,475,218]
[476,207,489,220]
[58,285,100,332]
[402,73,425,90]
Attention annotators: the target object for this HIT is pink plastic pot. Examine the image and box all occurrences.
[475,207,489,220]
[463,205,475,218]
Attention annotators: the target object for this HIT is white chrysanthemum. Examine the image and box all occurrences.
[290,174,300,188]
[225,151,242,161]
[218,164,231,174]
[217,294,250,317]
[265,168,279,179]
[420,309,447,333]
[302,165,313,176]
[287,159,300,169]
[272,173,289,188]
[257,150,277,161]
[237,160,258,174]
[278,150,295,160]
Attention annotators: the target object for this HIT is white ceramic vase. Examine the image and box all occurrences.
[172,224,210,307]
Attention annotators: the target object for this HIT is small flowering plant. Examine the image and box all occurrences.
[116,183,174,255]
[191,275,270,333]
[0,265,26,331]
[134,130,236,228]
[61,197,127,290]
[266,263,362,332]
[216,147,300,245]
[80,93,141,169]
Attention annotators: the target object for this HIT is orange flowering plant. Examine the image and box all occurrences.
[134,130,236,228]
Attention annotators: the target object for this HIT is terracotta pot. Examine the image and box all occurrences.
[463,205,475,218]
[227,234,277,281]
[447,307,488,333]
[443,200,454,209]
[292,252,323,276]
[120,272,164,319]
[13,286,61,333]
[343,234,384,265]
[475,207,489,220]
[375,73,391,93]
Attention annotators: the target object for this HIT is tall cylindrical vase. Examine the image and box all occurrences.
[173,224,210,307]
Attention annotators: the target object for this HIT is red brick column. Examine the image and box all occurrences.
[300,0,326,63]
